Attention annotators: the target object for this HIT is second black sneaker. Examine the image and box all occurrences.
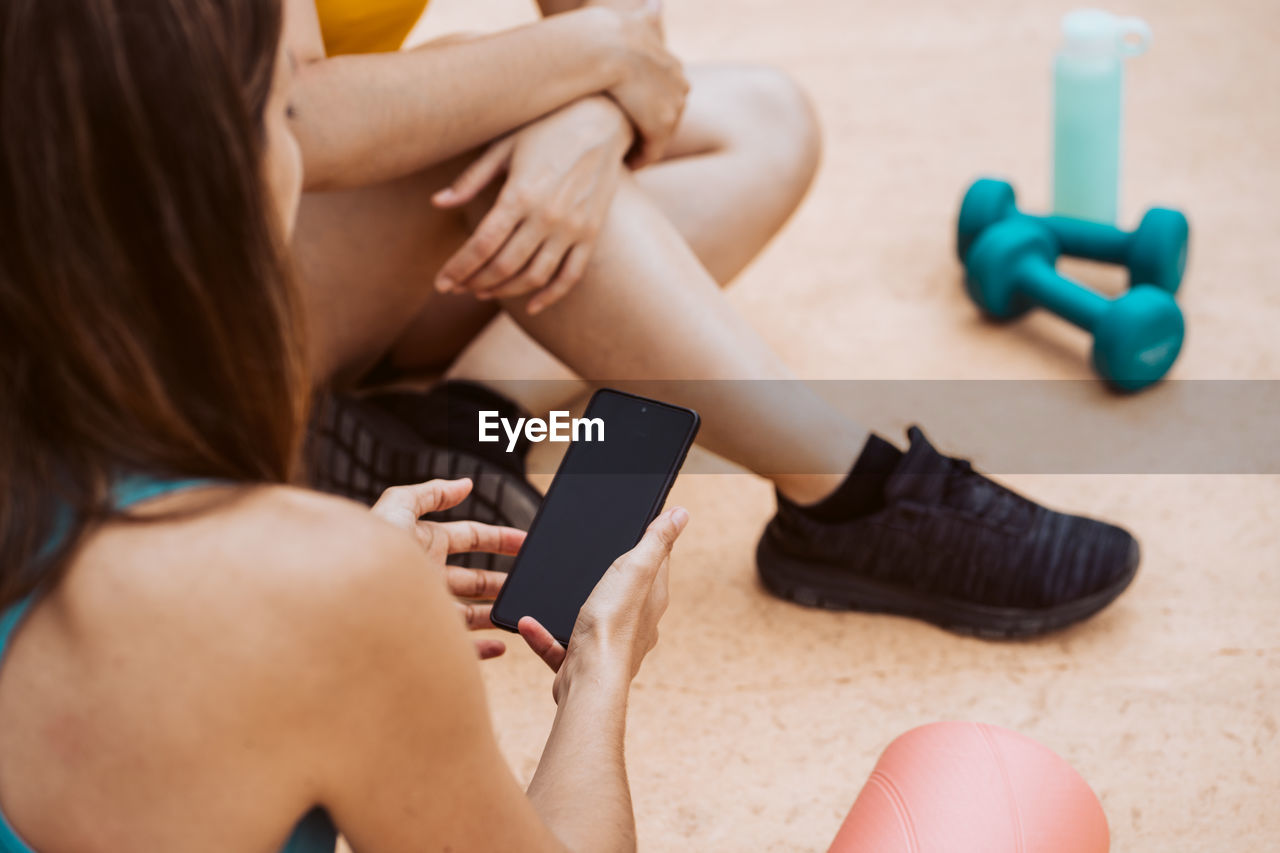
[756,427,1140,638]
[306,383,543,572]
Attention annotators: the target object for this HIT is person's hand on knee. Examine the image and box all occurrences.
[432,95,636,314]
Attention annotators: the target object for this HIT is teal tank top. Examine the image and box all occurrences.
[0,478,337,853]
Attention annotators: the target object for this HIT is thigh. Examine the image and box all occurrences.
[292,155,499,387]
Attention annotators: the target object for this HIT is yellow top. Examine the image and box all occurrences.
[314,0,430,55]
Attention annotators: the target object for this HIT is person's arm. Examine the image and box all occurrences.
[286,0,678,190]
[537,0,645,17]
[537,0,596,14]
[518,509,687,849]
[297,485,687,851]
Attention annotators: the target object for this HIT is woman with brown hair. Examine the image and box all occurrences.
[0,1,687,850]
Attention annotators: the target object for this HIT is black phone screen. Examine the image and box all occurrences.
[490,390,699,645]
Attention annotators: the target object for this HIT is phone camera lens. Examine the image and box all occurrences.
[641,406,648,413]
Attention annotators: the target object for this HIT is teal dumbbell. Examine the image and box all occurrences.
[957,178,1189,294]
[964,219,1184,391]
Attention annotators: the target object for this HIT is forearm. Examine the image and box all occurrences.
[527,666,636,853]
[538,0,590,14]
[294,9,624,190]
[538,0,646,16]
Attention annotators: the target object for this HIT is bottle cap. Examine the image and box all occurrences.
[1061,9,1152,58]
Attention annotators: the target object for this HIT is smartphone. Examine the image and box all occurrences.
[490,389,700,645]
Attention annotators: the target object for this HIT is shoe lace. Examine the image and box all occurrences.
[941,456,1038,530]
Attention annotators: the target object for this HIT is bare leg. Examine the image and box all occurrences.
[495,172,862,502]
[294,154,499,388]
[439,63,822,407]
[295,67,859,501]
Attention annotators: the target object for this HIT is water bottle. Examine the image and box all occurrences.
[1052,9,1151,223]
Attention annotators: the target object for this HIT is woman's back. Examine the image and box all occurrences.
[0,484,393,851]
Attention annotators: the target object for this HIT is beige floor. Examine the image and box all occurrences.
[407,2,1279,850]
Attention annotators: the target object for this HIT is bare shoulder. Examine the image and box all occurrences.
[217,485,455,642]
[192,484,425,593]
[97,483,424,595]
[71,484,455,696]
[7,487,484,845]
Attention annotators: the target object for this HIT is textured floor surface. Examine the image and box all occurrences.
[399,2,1279,850]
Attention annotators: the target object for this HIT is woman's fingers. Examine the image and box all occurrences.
[618,507,689,583]
[575,508,687,636]
[372,478,473,530]
[433,136,514,209]
[444,565,508,600]
[457,600,495,631]
[481,236,571,302]
[587,507,688,609]
[436,195,523,292]
[527,243,591,315]
[518,616,566,673]
[430,519,526,556]
[465,219,544,294]
[376,482,525,553]
[474,638,507,660]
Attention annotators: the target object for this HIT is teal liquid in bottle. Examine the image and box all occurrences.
[1052,10,1151,223]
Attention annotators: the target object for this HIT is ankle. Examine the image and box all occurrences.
[785,433,903,521]
[775,474,848,505]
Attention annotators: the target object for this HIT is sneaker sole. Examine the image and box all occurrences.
[756,533,1140,639]
[306,394,542,572]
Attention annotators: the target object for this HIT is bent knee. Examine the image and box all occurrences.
[725,65,822,187]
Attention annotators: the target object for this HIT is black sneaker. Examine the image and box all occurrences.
[306,383,542,572]
[756,427,1140,638]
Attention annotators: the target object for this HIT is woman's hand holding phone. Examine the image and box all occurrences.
[518,506,690,703]
[370,478,527,660]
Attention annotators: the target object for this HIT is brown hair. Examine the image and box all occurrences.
[0,0,306,609]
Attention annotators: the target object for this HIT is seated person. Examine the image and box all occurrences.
[0,6,1111,851]
[290,0,1139,637]
[0,1,677,848]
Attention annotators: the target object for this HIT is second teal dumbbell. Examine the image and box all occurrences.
[957,177,1189,294]
[964,219,1184,391]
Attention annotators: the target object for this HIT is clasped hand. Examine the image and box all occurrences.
[432,0,687,313]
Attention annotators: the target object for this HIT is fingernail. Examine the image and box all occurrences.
[436,276,453,292]
[670,506,689,527]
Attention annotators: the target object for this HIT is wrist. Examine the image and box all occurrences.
[559,642,632,699]
[572,94,635,148]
